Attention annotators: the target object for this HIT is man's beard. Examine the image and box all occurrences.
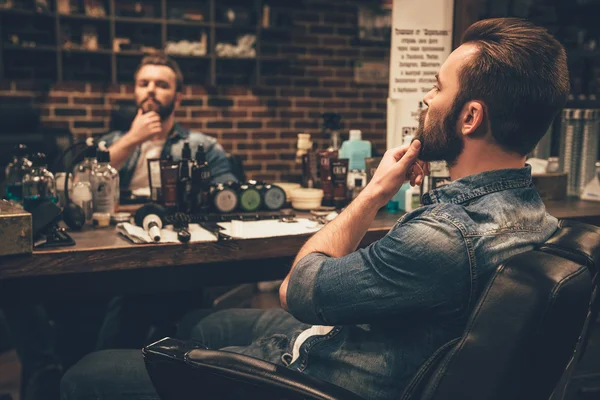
[138,97,176,121]
[414,98,465,167]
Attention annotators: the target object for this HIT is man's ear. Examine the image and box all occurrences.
[461,101,485,137]
[175,91,183,107]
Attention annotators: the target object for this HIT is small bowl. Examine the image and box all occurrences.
[290,188,324,210]
[272,182,301,202]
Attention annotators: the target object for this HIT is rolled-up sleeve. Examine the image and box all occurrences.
[286,215,470,325]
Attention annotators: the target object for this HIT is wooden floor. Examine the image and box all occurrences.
[0,286,281,400]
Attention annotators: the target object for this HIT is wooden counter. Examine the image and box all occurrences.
[0,199,598,303]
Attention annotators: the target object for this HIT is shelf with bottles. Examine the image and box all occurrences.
[60,18,111,53]
[166,1,210,26]
[114,0,161,19]
[214,0,259,29]
[1,8,56,47]
[165,23,209,58]
[113,22,161,55]
[214,27,256,59]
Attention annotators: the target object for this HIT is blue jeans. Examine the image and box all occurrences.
[61,308,309,400]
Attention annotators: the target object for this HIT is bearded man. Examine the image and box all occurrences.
[101,54,237,192]
[62,18,569,400]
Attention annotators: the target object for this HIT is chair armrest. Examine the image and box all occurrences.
[143,337,364,400]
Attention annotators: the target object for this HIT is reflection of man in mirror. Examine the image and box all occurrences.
[98,54,237,195]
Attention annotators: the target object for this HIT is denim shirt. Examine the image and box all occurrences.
[98,122,238,190]
[286,165,558,400]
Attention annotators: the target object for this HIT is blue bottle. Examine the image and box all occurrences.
[339,130,372,171]
[4,144,32,202]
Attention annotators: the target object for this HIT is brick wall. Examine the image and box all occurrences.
[0,1,389,183]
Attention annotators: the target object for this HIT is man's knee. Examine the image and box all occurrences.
[61,350,147,400]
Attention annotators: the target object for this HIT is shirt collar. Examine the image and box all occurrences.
[421,164,533,206]
[169,122,189,142]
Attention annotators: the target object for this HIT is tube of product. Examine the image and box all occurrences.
[319,150,337,207]
[160,159,180,209]
[147,158,162,203]
[331,158,349,209]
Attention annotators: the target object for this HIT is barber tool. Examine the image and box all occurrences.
[135,202,167,242]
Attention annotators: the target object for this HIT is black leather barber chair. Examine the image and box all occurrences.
[142,220,600,400]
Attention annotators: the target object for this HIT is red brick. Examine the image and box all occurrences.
[322,37,349,47]
[55,108,87,117]
[175,110,188,118]
[207,121,233,129]
[238,99,261,107]
[280,110,304,118]
[191,110,219,118]
[221,110,248,118]
[106,84,122,94]
[221,132,248,140]
[252,110,277,118]
[309,89,333,98]
[220,86,248,96]
[253,131,277,139]
[295,100,320,108]
[237,142,263,150]
[47,96,69,104]
[266,120,291,128]
[266,142,292,150]
[323,80,347,88]
[252,173,277,181]
[92,109,111,118]
[281,89,305,97]
[363,91,384,99]
[73,97,105,105]
[238,121,263,129]
[253,153,278,161]
[53,82,86,92]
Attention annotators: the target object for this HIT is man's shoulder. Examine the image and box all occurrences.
[98,130,126,146]
[185,131,219,149]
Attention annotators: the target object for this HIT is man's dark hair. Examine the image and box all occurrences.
[134,54,184,92]
[459,18,570,155]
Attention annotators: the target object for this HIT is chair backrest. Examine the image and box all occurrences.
[402,220,600,400]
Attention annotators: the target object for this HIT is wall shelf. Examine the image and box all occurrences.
[0,0,290,85]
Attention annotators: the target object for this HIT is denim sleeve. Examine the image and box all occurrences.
[206,142,238,184]
[97,131,124,148]
[286,216,471,325]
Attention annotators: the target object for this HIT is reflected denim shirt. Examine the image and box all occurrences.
[99,122,238,190]
[286,165,558,400]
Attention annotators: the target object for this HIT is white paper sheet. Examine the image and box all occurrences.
[217,218,322,239]
[116,222,218,243]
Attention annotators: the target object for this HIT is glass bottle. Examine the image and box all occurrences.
[90,149,120,215]
[192,144,212,213]
[73,143,98,183]
[4,144,32,202]
[21,152,57,211]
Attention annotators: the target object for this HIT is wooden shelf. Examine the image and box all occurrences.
[114,16,163,24]
[167,53,212,59]
[167,19,212,28]
[62,48,113,55]
[0,9,55,17]
[4,44,57,52]
[59,13,110,22]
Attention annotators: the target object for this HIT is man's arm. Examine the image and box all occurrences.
[107,109,162,170]
[280,140,427,310]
